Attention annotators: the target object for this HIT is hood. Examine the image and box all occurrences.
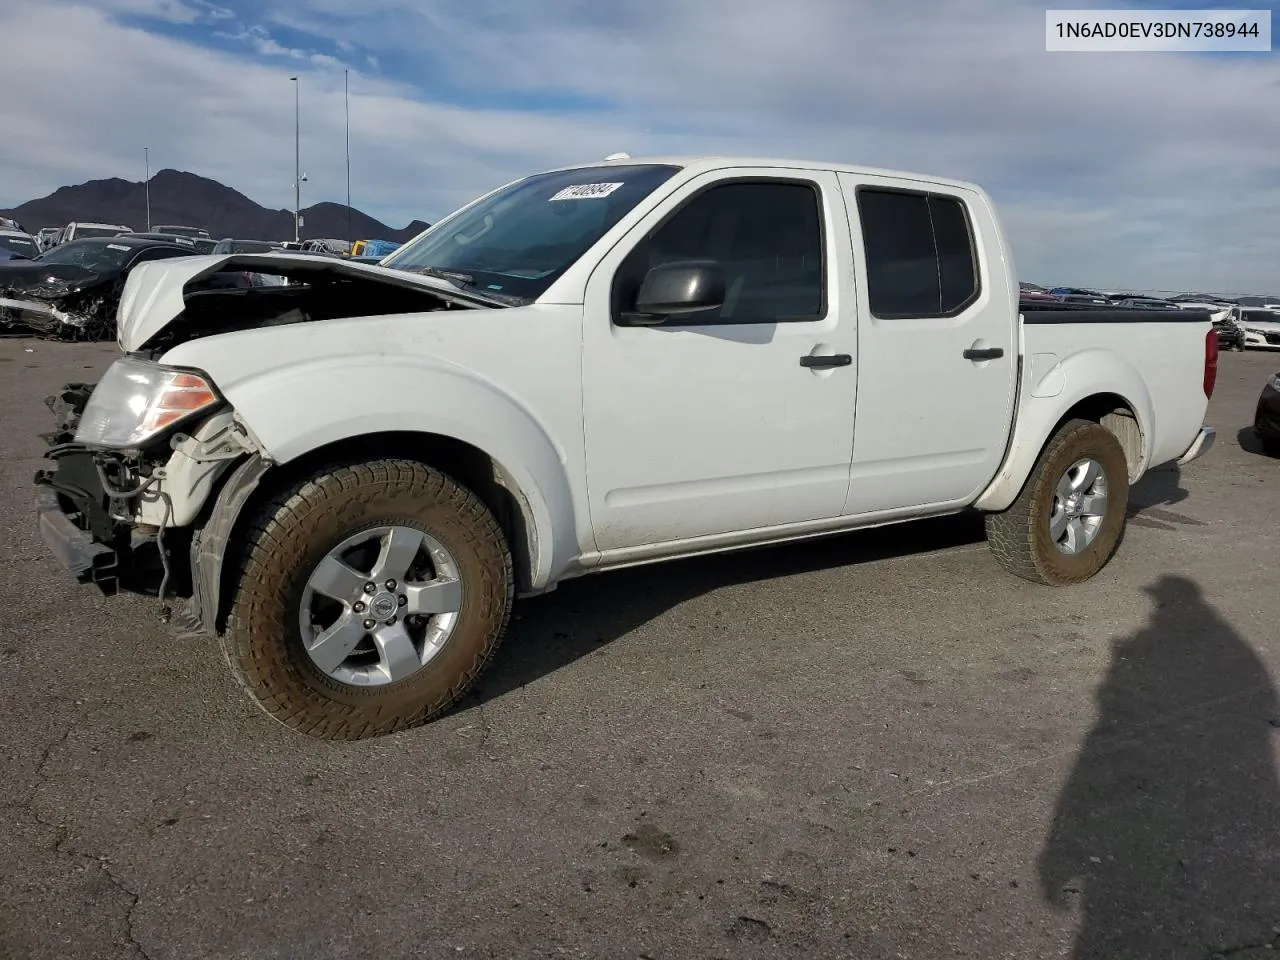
[0,261,105,300]
[116,253,495,352]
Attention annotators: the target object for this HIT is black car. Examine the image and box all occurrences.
[0,236,196,340]
[1254,371,1280,456]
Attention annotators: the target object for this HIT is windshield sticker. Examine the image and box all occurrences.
[549,182,624,201]
[107,243,130,251]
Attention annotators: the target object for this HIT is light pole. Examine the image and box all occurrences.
[290,75,301,242]
[143,146,151,231]
[345,68,352,247]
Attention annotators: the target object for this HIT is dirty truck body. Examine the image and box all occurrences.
[35,157,1217,740]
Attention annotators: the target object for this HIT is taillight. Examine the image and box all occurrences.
[1203,328,1218,398]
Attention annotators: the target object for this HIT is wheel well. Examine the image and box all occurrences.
[219,432,535,609]
[1053,393,1144,478]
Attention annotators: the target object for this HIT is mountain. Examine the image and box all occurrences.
[0,169,430,244]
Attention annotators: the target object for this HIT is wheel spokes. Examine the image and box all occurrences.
[403,578,463,616]
[372,621,420,682]
[307,555,368,604]
[1078,492,1108,518]
[371,527,425,584]
[1072,459,1102,493]
[1049,506,1070,541]
[307,613,367,674]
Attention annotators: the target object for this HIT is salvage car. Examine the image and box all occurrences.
[35,156,1217,740]
[1254,370,1280,455]
[0,236,195,339]
[59,222,130,243]
[1236,308,1280,350]
[0,229,41,260]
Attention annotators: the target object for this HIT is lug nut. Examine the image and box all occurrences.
[363,619,375,630]
[364,582,377,594]
[397,595,407,607]
[353,601,365,613]
[384,579,397,590]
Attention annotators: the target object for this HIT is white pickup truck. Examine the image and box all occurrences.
[35,156,1218,740]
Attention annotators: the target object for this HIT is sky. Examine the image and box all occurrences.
[0,0,1277,292]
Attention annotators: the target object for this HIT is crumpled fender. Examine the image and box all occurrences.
[161,346,582,596]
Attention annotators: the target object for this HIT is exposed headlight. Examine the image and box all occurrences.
[74,357,221,448]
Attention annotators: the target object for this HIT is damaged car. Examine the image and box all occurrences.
[0,235,196,340]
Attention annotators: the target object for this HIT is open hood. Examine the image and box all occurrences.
[116,253,495,352]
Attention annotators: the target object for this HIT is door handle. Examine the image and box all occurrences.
[963,347,1004,361]
[800,353,852,369]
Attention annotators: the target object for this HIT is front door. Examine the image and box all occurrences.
[582,169,859,553]
[837,174,1018,514]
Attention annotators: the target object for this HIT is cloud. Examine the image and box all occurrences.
[4,0,1280,292]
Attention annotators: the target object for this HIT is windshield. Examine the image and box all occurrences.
[0,235,38,256]
[383,163,680,303]
[36,239,134,272]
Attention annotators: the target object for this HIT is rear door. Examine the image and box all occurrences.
[837,175,1018,514]
[581,168,860,552]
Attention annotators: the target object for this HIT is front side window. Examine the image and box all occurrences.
[857,188,980,318]
[612,180,825,325]
[382,164,680,304]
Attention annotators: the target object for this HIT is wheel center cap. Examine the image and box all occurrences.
[369,592,398,621]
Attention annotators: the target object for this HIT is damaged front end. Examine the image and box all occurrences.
[0,266,116,340]
[34,359,260,613]
[34,383,173,595]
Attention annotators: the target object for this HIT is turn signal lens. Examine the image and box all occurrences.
[75,358,222,448]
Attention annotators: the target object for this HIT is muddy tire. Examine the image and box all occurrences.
[221,459,512,740]
[984,419,1129,586]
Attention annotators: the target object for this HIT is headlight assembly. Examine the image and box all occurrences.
[74,357,222,449]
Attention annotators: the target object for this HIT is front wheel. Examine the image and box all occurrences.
[984,419,1130,586]
[221,459,513,740]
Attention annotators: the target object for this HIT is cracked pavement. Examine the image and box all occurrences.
[1,338,1278,959]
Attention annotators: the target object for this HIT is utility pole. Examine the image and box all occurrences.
[345,68,352,247]
[291,76,301,242]
[144,146,151,231]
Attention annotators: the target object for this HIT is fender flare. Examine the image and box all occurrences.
[188,359,584,631]
[973,349,1154,512]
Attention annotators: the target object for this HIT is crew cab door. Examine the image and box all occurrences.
[836,175,1017,513]
[582,169,858,552]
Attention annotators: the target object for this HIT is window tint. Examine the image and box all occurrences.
[931,196,978,312]
[858,188,979,318]
[614,181,824,324]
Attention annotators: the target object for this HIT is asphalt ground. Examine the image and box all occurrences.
[1,336,1278,960]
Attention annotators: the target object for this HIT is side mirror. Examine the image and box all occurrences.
[632,260,726,322]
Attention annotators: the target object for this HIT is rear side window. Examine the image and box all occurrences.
[857,188,979,318]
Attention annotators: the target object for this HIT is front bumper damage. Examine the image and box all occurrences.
[33,383,173,596]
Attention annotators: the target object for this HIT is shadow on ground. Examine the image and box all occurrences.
[473,510,987,704]
[1237,426,1280,460]
[1039,575,1280,958]
[470,465,1199,707]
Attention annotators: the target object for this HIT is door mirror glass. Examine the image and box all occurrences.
[633,260,726,321]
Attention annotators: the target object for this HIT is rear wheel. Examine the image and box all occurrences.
[985,419,1130,586]
[221,459,512,740]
